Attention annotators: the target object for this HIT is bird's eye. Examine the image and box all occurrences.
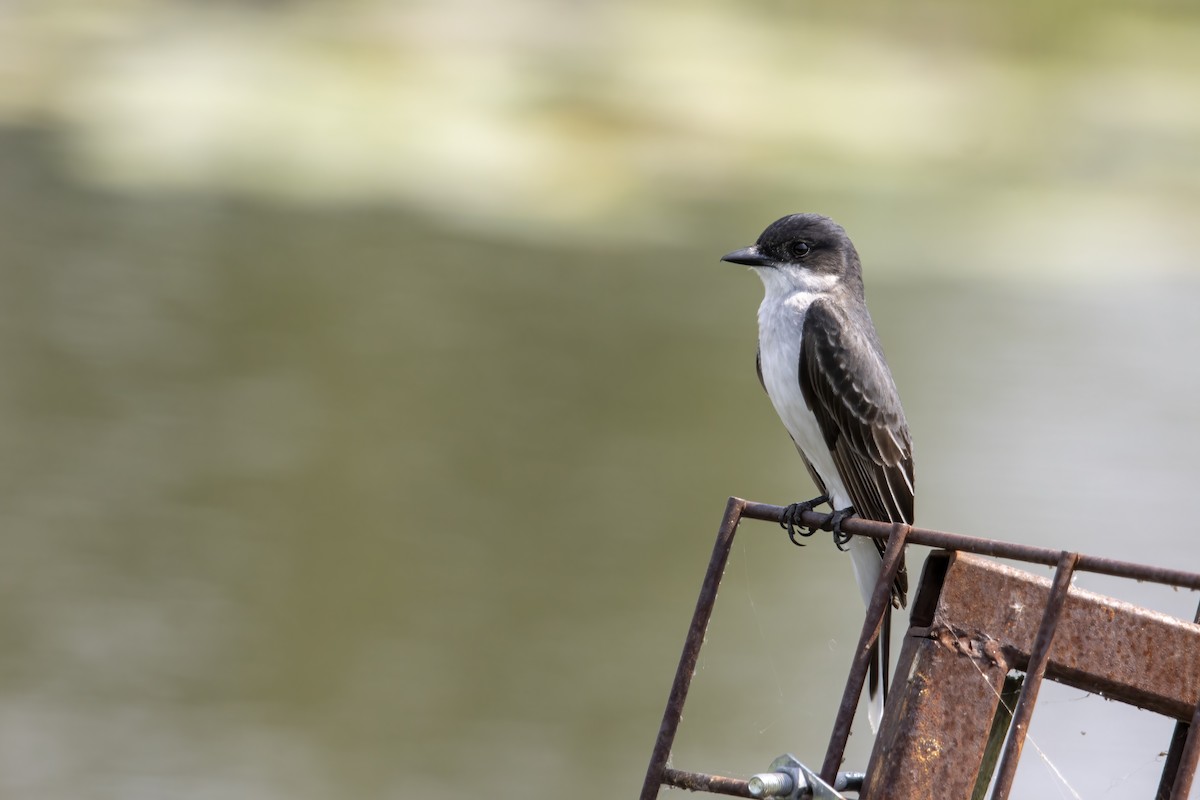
[790,242,811,258]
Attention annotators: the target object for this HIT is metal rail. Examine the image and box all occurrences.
[740,501,1200,590]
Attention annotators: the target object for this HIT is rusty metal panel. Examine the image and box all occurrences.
[860,597,1009,798]
[929,551,1200,721]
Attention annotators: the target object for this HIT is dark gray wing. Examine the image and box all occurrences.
[799,298,913,606]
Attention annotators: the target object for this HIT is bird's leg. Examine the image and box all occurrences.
[829,507,858,551]
[780,495,830,546]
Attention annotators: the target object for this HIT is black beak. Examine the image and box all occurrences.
[720,246,770,267]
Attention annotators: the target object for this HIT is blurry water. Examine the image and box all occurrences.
[2,132,1199,799]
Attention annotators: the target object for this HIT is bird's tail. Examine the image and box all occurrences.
[849,536,890,733]
[864,613,890,732]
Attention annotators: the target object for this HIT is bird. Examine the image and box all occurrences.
[721,213,913,731]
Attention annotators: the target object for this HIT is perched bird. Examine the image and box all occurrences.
[722,213,913,731]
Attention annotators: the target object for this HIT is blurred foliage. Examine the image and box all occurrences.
[2,0,1200,273]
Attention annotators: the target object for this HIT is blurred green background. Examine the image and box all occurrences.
[3,1,1200,798]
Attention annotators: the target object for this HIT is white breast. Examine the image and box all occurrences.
[756,288,852,511]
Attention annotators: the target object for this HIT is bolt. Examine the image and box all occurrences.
[747,771,795,798]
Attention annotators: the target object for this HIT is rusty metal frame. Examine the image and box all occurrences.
[863,550,1200,795]
[639,497,1200,800]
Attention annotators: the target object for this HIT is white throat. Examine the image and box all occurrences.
[751,265,841,299]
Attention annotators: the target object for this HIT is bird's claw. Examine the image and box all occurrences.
[829,508,858,550]
[780,495,829,546]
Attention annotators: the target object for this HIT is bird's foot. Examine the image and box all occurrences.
[780,495,830,546]
[829,507,858,551]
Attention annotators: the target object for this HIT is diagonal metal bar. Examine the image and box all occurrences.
[1157,598,1200,800]
[1159,717,1193,800]
[819,522,911,785]
[990,550,1080,800]
[1169,699,1200,800]
[639,497,746,800]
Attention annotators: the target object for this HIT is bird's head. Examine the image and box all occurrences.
[721,213,863,294]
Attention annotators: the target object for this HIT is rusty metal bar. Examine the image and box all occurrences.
[662,768,754,798]
[1157,598,1200,800]
[639,497,745,800]
[661,767,865,797]
[972,676,1024,800]
[819,522,911,785]
[1160,725,1193,800]
[859,559,1011,799]
[1169,700,1200,800]
[990,551,1080,800]
[739,501,1200,591]
[1159,724,1192,800]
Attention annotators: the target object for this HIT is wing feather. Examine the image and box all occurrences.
[799,298,913,606]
